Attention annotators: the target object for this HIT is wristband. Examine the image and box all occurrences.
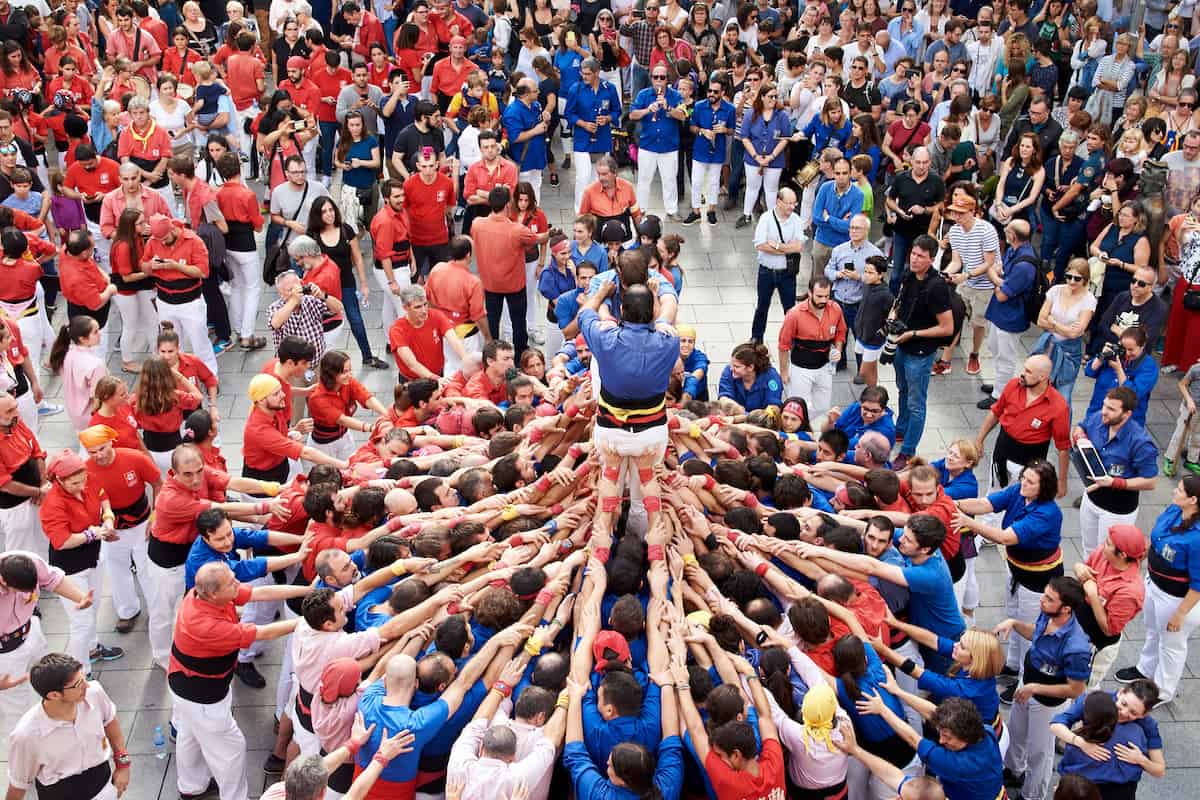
[1112,477,1128,490]
[899,658,917,676]
[492,680,513,698]
[689,423,702,440]
[678,451,696,463]
[550,502,563,516]
[557,536,571,551]
[391,561,408,577]
[703,475,716,491]
[535,590,554,606]
[453,436,466,448]
[743,492,759,508]
[683,553,699,567]
[707,414,722,427]
[345,740,361,759]
[372,753,389,767]
[260,481,281,496]
[501,505,520,522]
[528,427,545,444]
[567,444,583,459]
[447,601,462,615]
[556,691,570,709]
[593,546,611,564]
[398,477,412,489]
[510,534,525,547]
[525,635,544,657]
[387,516,407,532]
[754,562,770,577]
[647,544,665,562]
[536,476,552,492]
[727,529,741,543]
[576,463,592,479]
[257,501,270,514]
[84,528,98,543]
[564,402,579,418]
[399,523,423,537]
[667,415,682,431]
[725,446,739,459]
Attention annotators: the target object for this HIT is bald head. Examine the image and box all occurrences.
[385,488,418,516]
[1019,355,1052,389]
[118,161,140,178]
[172,443,204,472]
[1006,219,1031,244]
[195,562,232,599]
[856,431,891,466]
[385,653,417,688]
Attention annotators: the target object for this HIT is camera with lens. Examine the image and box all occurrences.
[1101,341,1121,362]
[879,318,908,365]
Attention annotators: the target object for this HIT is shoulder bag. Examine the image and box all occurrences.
[772,212,801,276]
[263,176,308,284]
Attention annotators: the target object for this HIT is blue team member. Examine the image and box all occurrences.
[555,261,600,340]
[565,57,622,210]
[825,385,897,457]
[629,64,686,219]
[501,77,551,197]
[586,248,679,325]
[684,78,737,226]
[184,508,308,590]
[1071,385,1159,556]
[1082,325,1159,428]
[1050,681,1165,794]
[719,341,785,413]
[930,440,980,501]
[676,323,709,404]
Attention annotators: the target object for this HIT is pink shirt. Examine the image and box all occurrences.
[99,186,171,240]
[771,647,851,790]
[290,585,380,694]
[0,552,63,633]
[312,684,362,752]
[62,344,108,432]
[8,681,117,789]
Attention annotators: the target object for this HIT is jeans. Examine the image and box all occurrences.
[729,140,746,201]
[318,121,340,177]
[894,347,936,455]
[340,282,375,360]
[485,289,528,354]
[630,63,650,106]
[202,271,232,341]
[839,301,859,368]
[890,230,915,295]
[39,257,58,308]
[1040,209,1085,280]
[751,265,796,343]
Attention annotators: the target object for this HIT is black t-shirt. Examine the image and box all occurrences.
[843,80,881,115]
[316,223,359,287]
[273,38,311,73]
[896,268,953,356]
[888,170,945,237]
[1095,292,1169,349]
[393,122,444,172]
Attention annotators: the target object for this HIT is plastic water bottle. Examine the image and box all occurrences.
[153,725,167,760]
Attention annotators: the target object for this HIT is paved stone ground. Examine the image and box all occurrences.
[3,160,1193,800]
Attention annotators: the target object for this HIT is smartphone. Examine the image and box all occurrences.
[292,120,305,131]
[566,31,576,45]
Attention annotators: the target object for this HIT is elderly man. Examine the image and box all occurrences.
[566,58,622,211]
[142,214,219,377]
[117,97,173,212]
[751,186,805,344]
[268,263,344,364]
[389,284,468,382]
[502,77,551,200]
[426,236,491,376]
[98,161,170,239]
[827,213,881,372]
[242,373,343,483]
[169,562,306,800]
[578,154,641,243]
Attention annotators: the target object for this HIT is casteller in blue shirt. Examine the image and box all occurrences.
[718,364,784,412]
[1083,349,1159,428]
[918,726,1005,800]
[564,736,685,800]
[834,400,897,451]
[185,527,271,590]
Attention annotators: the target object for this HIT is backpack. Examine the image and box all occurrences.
[1016,255,1049,329]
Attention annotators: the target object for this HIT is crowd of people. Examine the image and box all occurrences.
[0,0,1199,799]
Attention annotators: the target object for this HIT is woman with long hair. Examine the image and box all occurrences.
[999,60,1030,139]
[1031,257,1095,411]
[656,233,685,294]
[1162,193,1200,375]
[132,355,203,474]
[590,10,624,89]
[1150,47,1190,112]
[1121,477,1200,703]
[737,82,794,228]
[1051,688,1166,798]
[108,208,158,373]
[509,182,549,347]
[257,89,316,191]
[150,73,194,157]
[306,196,387,369]
[88,374,146,452]
[0,42,40,99]
[532,56,561,187]
[196,133,231,186]
[845,112,882,183]
[306,350,389,461]
[965,94,1002,178]
[1070,16,1107,92]
[990,132,1045,230]
[718,341,784,413]
[882,101,930,175]
[680,2,717,75]
[334,110,380,231]
[156,322,218,419]
[48,315,107,433]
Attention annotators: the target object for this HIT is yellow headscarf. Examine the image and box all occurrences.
[78,425,118,448]
[800,684,838,755]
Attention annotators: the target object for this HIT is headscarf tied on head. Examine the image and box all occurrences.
[311,657,364,751]
[800,683,838,755]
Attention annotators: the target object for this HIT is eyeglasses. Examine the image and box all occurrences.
[851,64,865,70]
[763,91,777,97]
[952,67,966,73]
[1168,22,1181,27]
[1182,102,1196,108]
[1065,273,1085,282]
[902,5,914,10]
[1132,279,1153,287]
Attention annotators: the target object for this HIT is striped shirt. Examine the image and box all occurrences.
[949,219,1001,290]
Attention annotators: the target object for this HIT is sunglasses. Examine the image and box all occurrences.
[1182,102,1197,108]
[652,74,668,79]
[1065,273,1085,282]
[1132,279,1153,287]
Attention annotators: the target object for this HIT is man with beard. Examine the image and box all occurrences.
[243,374,348,484]
[974,355,1071,497]
[777,275,845,417]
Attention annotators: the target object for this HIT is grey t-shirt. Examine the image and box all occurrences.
[270,179,330,243]
[336,84,386,134]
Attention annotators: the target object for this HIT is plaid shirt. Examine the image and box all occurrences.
[268,295,330,362]
[619,18,657,65]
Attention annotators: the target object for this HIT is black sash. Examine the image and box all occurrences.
[0,457,39,508]
[1022,649,1070,707]
[148,536,193,569]
[112,494,150,529]
[243,459,290,483]
[35,761,111,800]
[142,428,182,452]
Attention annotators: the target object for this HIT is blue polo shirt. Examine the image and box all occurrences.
[1053,690,1162,787]
[836,645,907,744]
[579,307,680,402]
[1026,612,1093,686]
[1083,354,1160,427]
[1148,504,1200,593]
[917,635,1000,725]
[986,483,1063,549]
[835,401,897,451]
[555,288,586,331]
[581,681,662,767]
[690,98,737,164]
[565,736,684,800]
[355,584,393,631]
[630,86,683,153]
[931,458,979,501]
[1078,411,1159,482]
[900,549,965,672]
[537,262,576,302]
[411,678,490,756]
[184,528,269,590]
[985,243,1036,333]
[501,97,548,171]
[356,681,449,785]
[587,268,677,320]
[812,181,865,248]
[571,240,609,272]
[682,348,709,400]
[565,78,622,153]
[917,730,1004,800]
[718,365,784,412]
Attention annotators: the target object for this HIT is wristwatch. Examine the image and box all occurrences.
[114,751,132,768]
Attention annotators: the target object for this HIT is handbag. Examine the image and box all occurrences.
[772,211,801,276]
[263,169,308,284]
[1184,257,1200,310]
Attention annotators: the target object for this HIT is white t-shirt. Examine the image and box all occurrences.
[151,97,190,142]
[1044,283,1097,340]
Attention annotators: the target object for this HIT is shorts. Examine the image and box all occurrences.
[958,283,993,328]
[855,340,882,362]
[593,422,669,458]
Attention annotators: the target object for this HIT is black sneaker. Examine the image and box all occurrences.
[1000,665,1020,679]
[90,644,124,662]
[681,212,701,226]
[735,214,752,229]
[364,356,389,369]
[1115,666,1148,684]
[263,753,286,774]
[235,661,267,689]
[980,383,994,394]
[999,683,1016,705]
[181,779,219,800]
[707,211,717,224]
[976,397,996,410]
[1003,768,1024,789]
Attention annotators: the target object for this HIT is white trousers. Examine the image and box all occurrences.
[289,682,322,756]
[112,290,159,364]
[525,261,539,332]
[171,689,249,800]
[147,560,186,667]
[323,322,345,353]
[788,362,834,418]
[103,520,152,621]
[1004,695,1057,800]
[225,249,261,340]
[157,297,218,378]
[276,603,297,718]
[443,331,481,377]
[518,170,542,204]
[0,615,46,732]
[87,219,111,272]
[543,324,564,360]
[573,152,600,212]
[60,566,99,670]
[238,575,276,662]
[1005,581,1042,671]
[373,266,409,332]
[1078,495,1139,558]
[148,446,174,479]
[987,325,1023,400]
[846,750,921,800]
[744,166,782,217]
[16,310,44,387]
[0,500,45,563]
[691,159,721,210]
[955,541,980,611]
[16,388,35,434]
[635,149,678,215]
[308,431,357,463]
[1137,576,1200,702]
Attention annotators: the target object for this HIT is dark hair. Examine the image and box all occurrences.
[608,742,661,800]
[307,195,343,236]
[759,646,797,718]
[301,587,340,629]
[278,336,316,365]
[930,697,984,745]
[1054,775,1102,800]
[48,315,98,373]
[1021,459,1059,503]
[599,670,644,716]
[182,408,215,444]
[30,653,84,698]
[911,233,939,258]
[0,553,38,590]
[906,513,948,553]
[833,633,868,700]
[318,350,351,390]
[1077,691,1118,744]
[710,720,757,759]
[787,596,831,646]
[730,341,771,374]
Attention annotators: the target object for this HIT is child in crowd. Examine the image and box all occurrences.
[1166,359,1200,477]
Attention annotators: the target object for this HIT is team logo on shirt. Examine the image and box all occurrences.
[436,191,447,203]
[125,471,137,486]
[1031,418,1042,429]
[768,379,779,391]
[99,174,112,185]
[1110,464,1126,476]
[1163,543,1177,561]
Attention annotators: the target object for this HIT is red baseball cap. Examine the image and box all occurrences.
[592,630,631,671]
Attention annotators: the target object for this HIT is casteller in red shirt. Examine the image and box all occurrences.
[389,309,454,379]
[308,63,352,123]
[402,170,455,247]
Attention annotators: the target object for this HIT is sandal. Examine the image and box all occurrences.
[549,172,559,186]
[121,361,141,374]
[241,336,267,351]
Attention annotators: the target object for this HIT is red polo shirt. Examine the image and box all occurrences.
[168,582,256,703]
[471,214,539,294]
[64,157,120,201]
[463,158,518,202]
[899,478,960,561]
[463,370,506,404]
[39,479,105,549]
[89,404,143,453]
[302,520,351,580]
[308,378,373,438]
[309,65,352,122]
[58,250,109,310]
[85,448,158,526]
[991,378,1071,450]
[1083,545,1145,635]
[370,204,411,267]
[403,172,455,246]
[150,467,230,545]
[2,317,26,366]
[117,121,171,163]
[0,418,43,486]
[135,389,201,434]
[389,310,453,379]
[243,406,304,472]
[277,78,322,117]
[178,352,217,392]
[227,52,265,110]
